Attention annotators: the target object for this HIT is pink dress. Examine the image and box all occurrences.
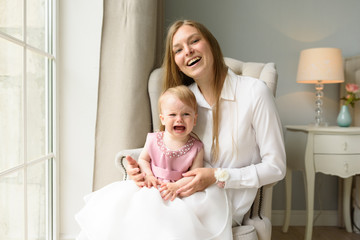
[75,132,230,240]
[147,132,202,182]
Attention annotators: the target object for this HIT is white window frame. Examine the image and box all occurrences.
[0,0,57,239]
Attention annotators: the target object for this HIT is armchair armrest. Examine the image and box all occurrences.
[242,183,277,240]
[115,148,143,180]
[261,183,277,220]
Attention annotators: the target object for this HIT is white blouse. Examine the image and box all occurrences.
[189,69,286,224]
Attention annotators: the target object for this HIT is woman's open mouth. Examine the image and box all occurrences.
[187,57,201,66]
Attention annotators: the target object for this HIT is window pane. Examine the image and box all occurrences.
[0,0,24,40]
[0,1,54,240]
[27,50,46,161]
[0,170,25,240]
[28,161,47,240]
[27,0,46,51]
[0,38,24,172]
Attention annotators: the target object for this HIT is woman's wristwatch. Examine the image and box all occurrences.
[214,168,229,188]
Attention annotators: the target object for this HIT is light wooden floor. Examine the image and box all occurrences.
[272,226,360,240]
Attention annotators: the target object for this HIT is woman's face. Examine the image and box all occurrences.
[172,25,214,82]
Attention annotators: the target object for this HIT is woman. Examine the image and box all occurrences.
[127,19,286,238]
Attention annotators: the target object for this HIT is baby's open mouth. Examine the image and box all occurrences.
[187,57,201,66]
[174,126,185,131]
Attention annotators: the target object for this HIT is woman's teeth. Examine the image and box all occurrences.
[187,57,201,66]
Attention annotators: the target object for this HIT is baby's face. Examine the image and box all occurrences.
[159,95,197,139]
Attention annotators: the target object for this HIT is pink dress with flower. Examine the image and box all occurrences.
[75,132,230,240]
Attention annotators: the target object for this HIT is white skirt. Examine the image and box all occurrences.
[75,180,232,240]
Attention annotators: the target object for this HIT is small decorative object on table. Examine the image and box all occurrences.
[337,83,360,127]
[337,105,352,127]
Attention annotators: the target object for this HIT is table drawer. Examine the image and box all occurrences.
[314,135,360,154]
[314,154,360,177]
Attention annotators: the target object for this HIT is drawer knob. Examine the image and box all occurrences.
[344,163,349,173]
[343,142,348,151]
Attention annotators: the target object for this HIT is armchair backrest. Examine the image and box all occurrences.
[148,57,278,131]
[341,55,360,126]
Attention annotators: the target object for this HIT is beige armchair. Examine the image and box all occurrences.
[341,55,360,126]
[115,57,279,240]
[341,55,360,232]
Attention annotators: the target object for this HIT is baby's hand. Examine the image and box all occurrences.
[159,182,179,201]
[144,175,158,188]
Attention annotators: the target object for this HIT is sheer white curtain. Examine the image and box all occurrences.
[93,0,164,190]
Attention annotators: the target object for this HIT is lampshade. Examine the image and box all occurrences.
[296,48,344,126]
[297,48,344,84]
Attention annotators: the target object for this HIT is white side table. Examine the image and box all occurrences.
[282,125,360,240]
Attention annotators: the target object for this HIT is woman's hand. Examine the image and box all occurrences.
[125,155,145,187]
[176,168,216,197]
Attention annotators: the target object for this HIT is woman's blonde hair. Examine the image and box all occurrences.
[162,20,228,162]
[158,85,198,132]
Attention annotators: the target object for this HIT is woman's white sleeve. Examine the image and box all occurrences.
[225,82,286,189]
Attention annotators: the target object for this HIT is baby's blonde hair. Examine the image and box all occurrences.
[158,85,197,131]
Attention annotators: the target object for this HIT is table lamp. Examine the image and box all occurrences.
[297,48,344,126]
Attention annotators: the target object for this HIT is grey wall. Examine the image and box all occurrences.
[165,0,360,211]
